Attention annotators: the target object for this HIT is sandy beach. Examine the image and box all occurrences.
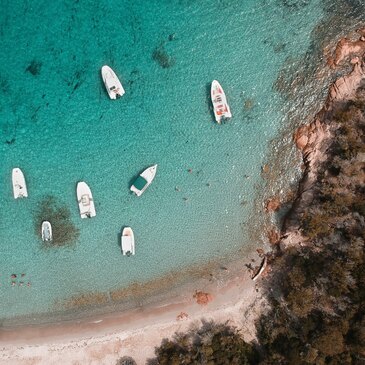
[0,258,267,365]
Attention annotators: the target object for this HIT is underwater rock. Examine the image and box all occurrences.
[152,45,175,68]
[26,60,42,76]
[5,137,15,145]
[265,197,281,212]
[244,98,254,110]
[273,43,286,53]
[280,0,310,11]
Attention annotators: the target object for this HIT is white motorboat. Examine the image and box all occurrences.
[76,181,96,218]
[211,80,232,123]
[101,65,125,99]
[41,221,53,242]
[121,227,135,256]
[12,168,28,199]
[130,165,158,196]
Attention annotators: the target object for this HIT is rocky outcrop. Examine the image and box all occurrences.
[280,31,365,250]
[327,27,365,67]
[265,197,281,212]
[193,291,213,305]
[328,62,364,102]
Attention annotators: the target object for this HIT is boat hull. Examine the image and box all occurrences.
[12,168,28,199]
[41,221,53,242]
[121,227,135,256]
[211,80,232,123]
[130,164,158,196]
[101,65,125,100]
[77,182,96,218]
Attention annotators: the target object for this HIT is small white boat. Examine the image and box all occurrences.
[12,168,28,199]
[211,80,232,123]
[101,65,125,99]
[76,182,96,218]
[121,227,135,256]
[41,221,53,242]
[130,165,158,197]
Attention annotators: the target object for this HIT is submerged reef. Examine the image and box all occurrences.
[25,60,42,76]
[280,0,311,12]
[152,44,175,69]
[34,195,79,247]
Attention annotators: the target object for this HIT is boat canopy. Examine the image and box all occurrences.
[81,195,90,206]
[133,175,148,191]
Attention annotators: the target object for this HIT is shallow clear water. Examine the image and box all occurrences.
[0,0,356,323]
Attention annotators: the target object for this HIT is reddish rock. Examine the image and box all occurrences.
[256,248,265,256]
[267,229,280,245]
[193,291,213,305]
[265,197,281,212]
[332,36,365,66]
[294,125,309,151]
[261,164,270,174]
[329,62,364,102]
[176,312,189,321]
[326,56,336,69]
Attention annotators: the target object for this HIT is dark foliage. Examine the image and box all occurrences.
[116,356,137,365]
[149,320,259,365]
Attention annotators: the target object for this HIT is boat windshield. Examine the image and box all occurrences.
[133,175,148,191]
[81,195,90,206]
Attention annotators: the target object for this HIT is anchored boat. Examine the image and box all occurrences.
[101,65,125,99]
[130,165,158,196]
[12,168,28,199]
[121,227,135,256]
[211,80,232,123]
[76,182,96,218]
[41,221,53,242]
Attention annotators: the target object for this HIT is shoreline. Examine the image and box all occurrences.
[0,259,267,364]
[282,28,365,249]
[0,247,264,328]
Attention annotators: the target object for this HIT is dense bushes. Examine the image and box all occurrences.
[149,320,259,365]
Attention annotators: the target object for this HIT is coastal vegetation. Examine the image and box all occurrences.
[148,320,259,365]
[116,356,137,365]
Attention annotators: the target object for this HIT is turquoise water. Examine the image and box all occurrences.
[0,0,355,323]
